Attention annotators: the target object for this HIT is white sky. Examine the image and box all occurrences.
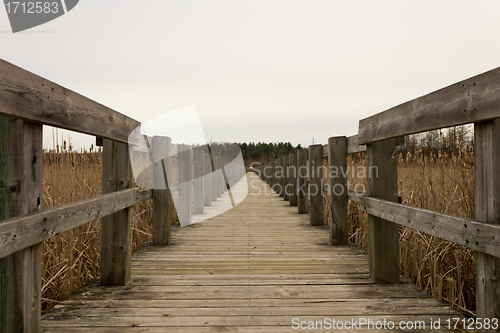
[1,0,499,149]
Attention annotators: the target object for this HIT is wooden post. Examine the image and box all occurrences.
[283,155,290,201]
[475,119,500,329]
[193,150,204,214]
[270,160,277,193]
[152,136,172,245]
[328,137,349,245]
[217,156,224,196]
[0,117,42,332]
[297,149,308,214]
[288,152,298,206]
[366,138,400,284]
[178,145,193,225]
[101,139,133,286]
[215,156,222,197]
[211,154,218,202]
[309,145,323,226]
[278,158,284,197]
[204,152,212,207]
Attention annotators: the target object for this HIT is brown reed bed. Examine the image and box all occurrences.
[41,142,154,313]
[323,143,476,316]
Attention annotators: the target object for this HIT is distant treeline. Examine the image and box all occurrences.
[236,142,303,167]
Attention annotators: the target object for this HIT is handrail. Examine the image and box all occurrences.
[0,188,151,259]
[0,59,140,144]
[358,66,500,145]
[256,65,500,321]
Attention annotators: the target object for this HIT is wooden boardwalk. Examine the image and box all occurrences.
[42,173,461,332]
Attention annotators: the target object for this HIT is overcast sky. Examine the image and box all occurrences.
[1,0,500,149]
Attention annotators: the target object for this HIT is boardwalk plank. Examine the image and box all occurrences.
[42,173,462,332]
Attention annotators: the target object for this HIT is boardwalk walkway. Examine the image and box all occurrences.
[42,173,460,332]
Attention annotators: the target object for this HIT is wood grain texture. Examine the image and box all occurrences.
[152,136,172,245]
[0,117,42,332]
[328,136,348,245]
[178,145,193,225]
[358,66,500,144]
[277,158,284,197]
[347,134,366,154]
[203,153,212,207]
[347,189,367,203]
[363,197,500,258]
[0,188,150,259]
[282,155,290,201]
[475,119,500,329]
[101,139,133,286]
[288,153,298,206]
[0,59,140,144]
[297,150,308,214]
[366,138,400,284]
[42,173,461,332]
[193,150,204,214]
[309,145,323,226]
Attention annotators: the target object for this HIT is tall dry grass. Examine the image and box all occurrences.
[41,142,154,313]
[324,143,476,316]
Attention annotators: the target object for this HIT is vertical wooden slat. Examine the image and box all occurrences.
[178,145,193,225]
[475,119,500,330]
[283,155,290,201]
[278,158,284,197]
[270,161,276,191]
[193,150,204,214]
[328,136,348,245]
[152,136,172,245]
[101,139,132,286]
[366,138,400,284]
[204,153,212,207]
[288,152,298,206]
[0,117,42,333]
[211,154,217,202]
[297,150,308,214]
[309,145,323,226]
[216,156,223,196]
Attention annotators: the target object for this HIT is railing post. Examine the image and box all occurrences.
[178,145,193,225]
[278,157,284,197]
[283,155,290,201]
[211,155,218,202]
[152,136,172,245]
[309,144,323,226]
[366,138,400,284]
[270,161,276,192]
[288,152,298,206]
[204,152,212,207]
[328,136,348,245]
[475,119,500,330]
[297,149,308,214]
[193,150,204,214]
[0,117,42,332]
[101,139,132,286]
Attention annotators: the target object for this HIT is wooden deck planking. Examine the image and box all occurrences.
[42,173,462,332]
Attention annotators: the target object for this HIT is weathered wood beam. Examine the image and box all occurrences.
[328,136,348,245]
[0,188,150,259]
[475,119,500,329]
[101,139,133,286]
[0,117,42,332]
[358,66,500,144]
[152,136,172,245]
[0,59,140,144]
[366,138,400,284]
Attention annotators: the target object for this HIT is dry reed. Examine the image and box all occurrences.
[323,143,476,316]
[41,142,154,313]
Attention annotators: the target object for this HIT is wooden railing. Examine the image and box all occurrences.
[255,66,500,332]
[0,59,245,332]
